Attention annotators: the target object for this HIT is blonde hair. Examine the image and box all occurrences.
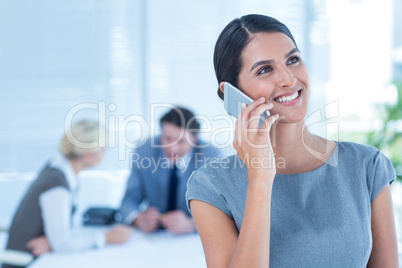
[59,119,106,159]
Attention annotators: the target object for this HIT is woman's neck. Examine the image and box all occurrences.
[270,120,335,174]
[68,158,85,175]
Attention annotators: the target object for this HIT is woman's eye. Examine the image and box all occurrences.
[287,56,300,65]
[258,66,273,75]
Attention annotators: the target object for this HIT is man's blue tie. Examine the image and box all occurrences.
[167,165,178,211]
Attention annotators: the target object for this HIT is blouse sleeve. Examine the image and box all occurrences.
[367,150,396,203]
[186,167,233,219]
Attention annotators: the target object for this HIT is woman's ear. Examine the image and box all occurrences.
[219,81,225,94]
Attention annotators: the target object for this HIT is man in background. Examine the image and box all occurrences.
[119,106,222,234]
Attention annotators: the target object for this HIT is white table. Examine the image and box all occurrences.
[28,230,206,268]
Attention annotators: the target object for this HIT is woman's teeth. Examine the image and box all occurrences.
[275,91,299,103]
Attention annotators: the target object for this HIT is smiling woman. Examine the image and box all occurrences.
[186,14,399,267]
[235,32,309,124]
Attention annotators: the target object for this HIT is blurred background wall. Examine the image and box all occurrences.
[0,0,400,172]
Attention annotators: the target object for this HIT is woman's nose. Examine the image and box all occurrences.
[277,66,296,88]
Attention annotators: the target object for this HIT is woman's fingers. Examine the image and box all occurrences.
[234,100,277,156]
[238,97,265,125]
[26,236,50,256]
[260,114,280,133]
[248,102,273,131]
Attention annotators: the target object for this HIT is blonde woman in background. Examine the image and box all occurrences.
[3,120,132,268]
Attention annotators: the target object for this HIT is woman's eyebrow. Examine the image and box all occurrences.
[285,47,300,58]
[249,47,300,73]
[250,59,274,72]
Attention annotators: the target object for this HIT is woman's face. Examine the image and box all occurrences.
[237,32,310,123]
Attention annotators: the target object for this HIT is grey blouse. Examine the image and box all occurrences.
[186,142,396,267]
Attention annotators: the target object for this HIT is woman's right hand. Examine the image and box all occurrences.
[105,224,134,244]
[26,235,51,256]
[233,97,279,180]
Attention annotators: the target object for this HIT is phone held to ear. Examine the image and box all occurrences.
[223,82,270,126]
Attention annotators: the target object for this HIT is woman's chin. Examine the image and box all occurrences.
[274,112,307,125]
[271,101,309,124]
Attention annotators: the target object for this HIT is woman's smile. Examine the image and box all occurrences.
[273,89,302,105]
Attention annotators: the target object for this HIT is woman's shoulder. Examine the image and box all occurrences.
[336,142,396,202]
[337,141,380,160]
[35,165,69,190]
[186,154,248,218]
[188,154,247,188]
[194,154,246,175]
[335,141,395,177]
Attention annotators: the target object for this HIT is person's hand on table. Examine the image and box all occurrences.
[105,224,134,244]
[26,235,51,257]
[132,207,161,233]
[160,210,196,234]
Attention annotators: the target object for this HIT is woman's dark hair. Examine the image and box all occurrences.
[214,14,297,100]
[160,106,200,136]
